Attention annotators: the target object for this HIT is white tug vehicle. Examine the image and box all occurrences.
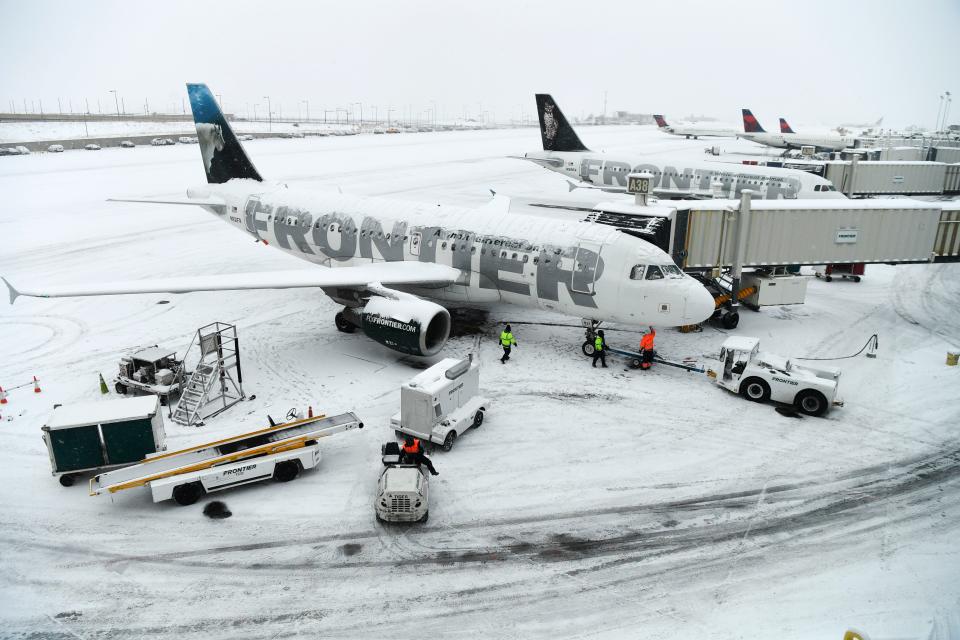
[375,441,430,523]
[710,336,843,416]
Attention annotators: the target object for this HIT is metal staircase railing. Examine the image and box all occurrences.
[171,322,244,427]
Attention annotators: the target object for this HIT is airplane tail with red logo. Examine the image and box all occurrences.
[779,117,795,134]
[741,109,765,133]
[653,114,669,128]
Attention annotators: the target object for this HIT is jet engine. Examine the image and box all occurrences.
[355,296,451,357]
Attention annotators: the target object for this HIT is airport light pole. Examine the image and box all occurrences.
[387,106,394,126]
[253,104,258,122]
[109,89,120,118]
[353,102,362,130]
[942,92,953,131]
[936,93,945,132]
[263,95,272,131]
[302,100,310,122]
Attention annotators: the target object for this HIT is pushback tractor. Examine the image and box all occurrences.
[709,337,843,416]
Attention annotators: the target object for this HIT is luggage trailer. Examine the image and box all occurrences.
[90,412,363,505]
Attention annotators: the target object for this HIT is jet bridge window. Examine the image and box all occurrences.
[645,265,664,280]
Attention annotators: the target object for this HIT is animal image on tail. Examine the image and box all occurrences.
[186,83,262,184]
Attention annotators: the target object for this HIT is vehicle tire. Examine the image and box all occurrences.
[825,275,833,282]
[59,474,75,487]
[795,390,828,417]
[853,276,861,283]
[442,431,457,452]
[721,311,740,329]
[172,482,203,506]
[420,510,429,524]
[274,460,300,482]
[581,341,595,357]
[115,382,127,395]
[472,410,484,428]
[335,312,355,333]
[740,378,770,403]
[630,358,642,369]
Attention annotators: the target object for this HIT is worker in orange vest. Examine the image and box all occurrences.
[639,326,656,370]
[402,436,439,475]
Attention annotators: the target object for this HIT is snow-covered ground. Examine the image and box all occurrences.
[0,119,358,143]
[1,126,958,639]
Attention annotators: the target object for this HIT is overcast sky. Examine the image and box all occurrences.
[1,0,957,128]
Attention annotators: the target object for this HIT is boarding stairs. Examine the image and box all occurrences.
[170,322,244,427]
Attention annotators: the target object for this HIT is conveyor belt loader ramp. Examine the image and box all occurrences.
[90,412,363,504]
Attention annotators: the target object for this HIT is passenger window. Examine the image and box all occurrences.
[645,266,664,280]
[630,265,644,280]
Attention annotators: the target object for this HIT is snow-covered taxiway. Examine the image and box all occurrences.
[1,126,958,639]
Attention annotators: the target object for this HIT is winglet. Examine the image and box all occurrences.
[2,277,20,304]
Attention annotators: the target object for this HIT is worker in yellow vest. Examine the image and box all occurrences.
[592,330,608,368]
[500,324,517,364]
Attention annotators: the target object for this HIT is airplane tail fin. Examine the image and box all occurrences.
[653,114,669,128]
[779,117,795,134]
[741,108,766,133]
[534,94,589,152]
[875,116,884,127]
[186,83,262,184]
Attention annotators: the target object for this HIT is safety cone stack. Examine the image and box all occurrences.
[99,373,109,395]
[33,376,41,393]
[0,386,7,404]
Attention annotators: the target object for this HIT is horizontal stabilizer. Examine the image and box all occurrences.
[107,196,227,210]
[3,262,460,303]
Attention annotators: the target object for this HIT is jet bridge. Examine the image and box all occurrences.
[569,197,958,270]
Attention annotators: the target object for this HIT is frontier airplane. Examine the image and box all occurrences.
[739,109,856,153]
[3,84,715,358]
[522,95,843,200]
[653,114,737,140]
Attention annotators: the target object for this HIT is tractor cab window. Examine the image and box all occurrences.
[629,265,645,280]
[645,265,664,280]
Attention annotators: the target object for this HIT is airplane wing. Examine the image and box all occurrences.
[3,262,460,304]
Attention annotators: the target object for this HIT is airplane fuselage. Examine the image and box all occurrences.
[739,131,856,153]
[523,151,844,199]
[201,180,715,326]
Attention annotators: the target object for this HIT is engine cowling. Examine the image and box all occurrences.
[359,296,451,357]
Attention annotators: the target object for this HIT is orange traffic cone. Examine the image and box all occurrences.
[33,376,41,393]
[0,386,7,404]
[308,405,313,418]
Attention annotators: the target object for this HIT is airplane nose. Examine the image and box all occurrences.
[684,281,716,324]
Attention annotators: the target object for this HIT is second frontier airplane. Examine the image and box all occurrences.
[739,109,855,153]
[652,114,737,139]
[521,95,844,199]
[3,83,715,358]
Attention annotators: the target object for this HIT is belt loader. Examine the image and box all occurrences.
[90,412,363,505]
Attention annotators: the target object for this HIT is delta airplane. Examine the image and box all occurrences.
[739,109,855,153]
[521,95,844,200]
[3,84,716,358]
[652,114,737,139]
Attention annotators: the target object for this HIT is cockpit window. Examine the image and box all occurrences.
[630,265,644,280]
[661,264,683,278]
[645,265,664,280]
